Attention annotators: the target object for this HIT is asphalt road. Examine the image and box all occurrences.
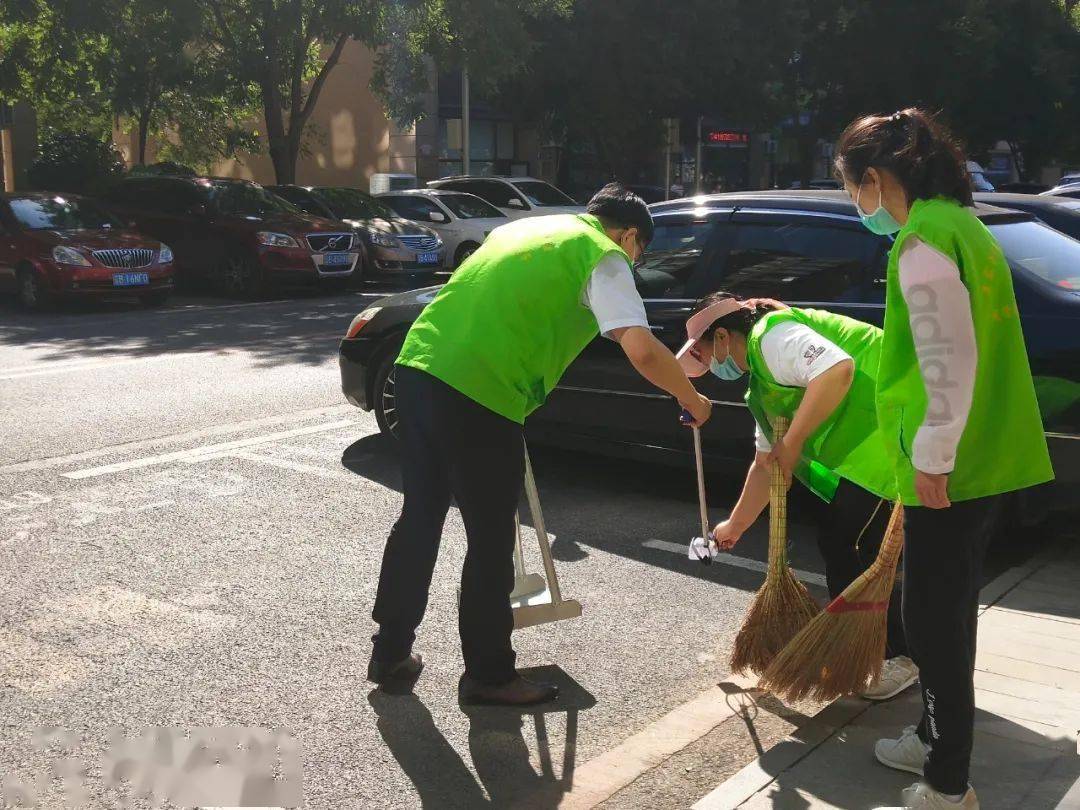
[0,289,1055,809]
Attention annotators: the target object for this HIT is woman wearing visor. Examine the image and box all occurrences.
[676,292,915,701]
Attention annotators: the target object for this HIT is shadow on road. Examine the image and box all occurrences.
[0,284,408,369]
[368,665,595,809]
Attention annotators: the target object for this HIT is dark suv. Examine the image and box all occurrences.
[103,176,360,296]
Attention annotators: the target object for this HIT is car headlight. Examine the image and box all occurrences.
[52,246,92,267]
[158,244,174,263]
[369,232,399,248]
[345,306,382,339]
[256,231,298,247]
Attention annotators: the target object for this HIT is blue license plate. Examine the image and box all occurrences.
[324,252,351,266]
[418,252,439,265]
[113,272,150,287]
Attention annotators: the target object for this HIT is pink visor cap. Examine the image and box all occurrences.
[675,298,747,378]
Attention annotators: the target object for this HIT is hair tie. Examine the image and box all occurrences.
[890,111,904,124]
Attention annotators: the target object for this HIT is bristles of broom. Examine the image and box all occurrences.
[759,502,905,702]
[730,417,820,675]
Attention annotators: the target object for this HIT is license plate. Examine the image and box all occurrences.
[418,252,439,265]
[323,252,351,266]
[113,272,149,287]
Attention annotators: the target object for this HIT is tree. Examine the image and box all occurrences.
[0,0,260,169]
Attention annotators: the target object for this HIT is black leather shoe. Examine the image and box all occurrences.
[367,653,424,685]
[458,673,559,706]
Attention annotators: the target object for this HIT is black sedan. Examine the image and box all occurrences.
[974,192,1080,241]
[339,191,1080,495]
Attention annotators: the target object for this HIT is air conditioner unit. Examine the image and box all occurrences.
[369,173,418,194]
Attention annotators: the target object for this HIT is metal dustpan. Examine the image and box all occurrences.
[511,446,582,629]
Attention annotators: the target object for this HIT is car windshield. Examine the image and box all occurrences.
[439,193,505,219]
[990,219,1080,291]
[9,195,122,230]
[211,181,302,216]
[511,180,576,207]
[316,188,396,220]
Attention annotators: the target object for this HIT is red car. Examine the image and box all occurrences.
[102,176,361,296]
[0,192,175,310]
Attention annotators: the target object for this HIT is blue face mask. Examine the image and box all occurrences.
[710,354,746,381]
[855,184,902,236]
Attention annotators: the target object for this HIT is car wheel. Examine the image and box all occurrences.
[139,289,171,307]
[373,349,402,439]
[454,241,480,268]
[220,250,265,298]
[17,266,52,311]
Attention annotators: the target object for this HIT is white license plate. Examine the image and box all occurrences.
[418,252,439,265]
[323,252,351,266]
[113,272,150,287]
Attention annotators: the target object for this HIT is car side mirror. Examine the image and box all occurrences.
[507,198,525,209]
[429,211,447,223]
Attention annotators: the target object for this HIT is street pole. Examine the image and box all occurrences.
[663,120,671,201]
[695,116,703,194]
[462,66,471,176]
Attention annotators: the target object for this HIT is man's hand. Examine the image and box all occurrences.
[915,470,951,509]
[766,436,802,488]
[680,392,712,426]
[712,519,744,550]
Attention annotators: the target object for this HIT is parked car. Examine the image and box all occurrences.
[102,176,359,296]
[426,176,584,219]
[788,179,842,190]
[1059,172,1080,186]
[340,191,1080,503]
[267,185,445,280]
[1041,183,1080,200]
[967,160,996,191]
[376,189,507,268]
[974,192,1080,241]
[0,192,174,310]
[995,182,1050,194]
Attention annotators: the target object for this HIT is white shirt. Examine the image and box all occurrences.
[753,322,852,452]
[898,237,977,474]
[581,255,649,338]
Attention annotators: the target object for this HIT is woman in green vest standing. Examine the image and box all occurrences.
[834,108,1054,810]
[677,293,916,701]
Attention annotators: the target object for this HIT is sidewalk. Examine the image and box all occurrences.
[694,541,1080,810]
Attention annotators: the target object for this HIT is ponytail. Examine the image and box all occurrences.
[834,108,974,207]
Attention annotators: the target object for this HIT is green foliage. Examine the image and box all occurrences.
[25,132,125,193]
[127,161,197,177]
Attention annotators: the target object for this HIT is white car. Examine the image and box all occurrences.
[377,189,509,268]
[426,176,585,220]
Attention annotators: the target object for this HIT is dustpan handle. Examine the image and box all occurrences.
[523,443,562,604]
[692,426,710,541]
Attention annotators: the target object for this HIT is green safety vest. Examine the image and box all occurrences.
[878,197,1054,505]
[745,308,896,503]
[396,213,628,424]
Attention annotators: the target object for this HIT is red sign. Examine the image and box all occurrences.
[706,130,749,146]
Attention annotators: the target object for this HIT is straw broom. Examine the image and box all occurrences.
[760,501,905,702]
[729,416,820,675]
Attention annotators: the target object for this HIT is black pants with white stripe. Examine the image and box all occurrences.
[904,495,1001,795]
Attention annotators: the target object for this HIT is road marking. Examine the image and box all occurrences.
[194,450,355,481]
[0,404,360,474]
[643,539,827,587]
[0,355,187,381]
[62,420,356,480]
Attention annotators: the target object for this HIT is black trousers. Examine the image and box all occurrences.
[371,365,524,685]
[812,480,908,659]
[904,495,1000,795]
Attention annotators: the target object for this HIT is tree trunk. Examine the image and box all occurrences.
[268,138,296,184]
[137,104,153,165]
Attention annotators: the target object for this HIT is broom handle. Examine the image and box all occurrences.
[868,501,905,575]
[768,416,791,575]
[692,426,710,541]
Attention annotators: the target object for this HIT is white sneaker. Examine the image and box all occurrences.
[875,725,929,775]
[862,655,920,701]
[874,781,979,809]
